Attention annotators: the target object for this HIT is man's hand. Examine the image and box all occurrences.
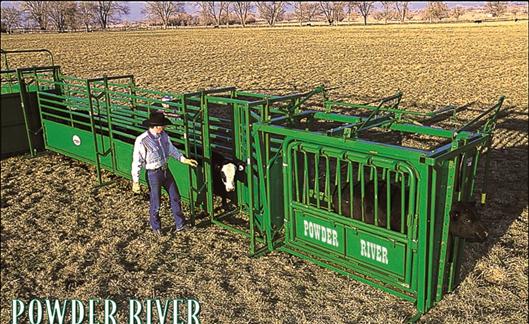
[182,157,198,168]
[132,182,141,194]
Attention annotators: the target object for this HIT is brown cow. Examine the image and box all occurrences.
[331,181,488,242]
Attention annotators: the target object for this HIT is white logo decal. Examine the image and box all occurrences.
[72,135,81,146]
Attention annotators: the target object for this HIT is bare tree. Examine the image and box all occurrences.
[143,2,184,29]
[1,6,22,33]
[425,1,449,22]
[379,1,395,24]
[451,6,465,21]
[169,12,194,26]
[354,1,374,25]
[319,2,345,26]
[484,1,508,17]
[47,1,77,32]
[233,2,253,27]
[293,2,320,26]
[93,1,129,29]
[77,1,97,32]
[256,1,286,26]
[20,1,50,30]
[197,2,230,27]
[394,1,409,23]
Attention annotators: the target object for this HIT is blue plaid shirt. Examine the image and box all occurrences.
[131,130,183,182]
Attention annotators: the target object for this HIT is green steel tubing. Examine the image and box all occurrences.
[426,165,438,309]
[435,151,459,302]
[103,76,117,172]
[1,48,55,69]
[201,92,214,218]
[16,71,35,157]
[457,96,504,133]
[245,106,257,255]
[17,69,506,318]
[86,80,104,184]
[181,96,196,225]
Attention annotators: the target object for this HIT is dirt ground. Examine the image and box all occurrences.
[1,22,528,323]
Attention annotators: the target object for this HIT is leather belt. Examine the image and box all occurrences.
[150,164,168,171]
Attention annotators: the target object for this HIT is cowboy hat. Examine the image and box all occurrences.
[141,111,173,127]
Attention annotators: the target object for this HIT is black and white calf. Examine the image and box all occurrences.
[212,151,245,209]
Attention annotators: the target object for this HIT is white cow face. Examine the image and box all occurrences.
[221,163,236,192]
[161,96,173,109]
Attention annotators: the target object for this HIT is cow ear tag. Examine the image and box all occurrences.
[238,165,244,171]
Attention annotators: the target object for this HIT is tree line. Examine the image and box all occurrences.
[1,1,525,34]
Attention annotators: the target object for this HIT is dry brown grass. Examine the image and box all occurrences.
[1,21,527,323]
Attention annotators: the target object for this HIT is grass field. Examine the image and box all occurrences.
[1,21,528,323]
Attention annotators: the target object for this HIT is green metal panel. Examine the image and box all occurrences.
[5,61,502,320]
[43,119,111,167]
[293,207,345,254]
[345,227,407,278]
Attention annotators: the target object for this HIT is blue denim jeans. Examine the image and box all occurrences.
[146,167,184,230]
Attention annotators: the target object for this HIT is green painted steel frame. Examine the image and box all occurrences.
[251,95,504,319]
[15,62,504,320]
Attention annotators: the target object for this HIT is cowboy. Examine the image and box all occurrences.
[131,110,198,235]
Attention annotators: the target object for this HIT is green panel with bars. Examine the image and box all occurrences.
[1,49,505,321]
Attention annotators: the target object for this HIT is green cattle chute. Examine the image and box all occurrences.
[1,50,504,321]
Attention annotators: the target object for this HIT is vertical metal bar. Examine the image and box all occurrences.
[253,126,271,251]
[373,166,379,226]
[202,94,214,219]
[448,237,465,292]
[469,148,481,198]
[86,80,103,184]
[325,154,331,210]
[103,76,117,172]
[457,151,468,201]
[348,160,354,219]
[16,70,35,157]
[245,105,255,255]
[404,172,415,287]
[360,164,365,222]
[447,238,460,291]
[284,141,296,244]
[480,139,492,205]
[386,169,392,230]
[129,77,137,111]
[401,174,406,233]
[34,80,48,149]
[426,167,438,309]
[436,153,459,302]
[335,157,342,215]
[401,164,429,313]
[303,151,309,205]
[314,150,320,209]
[182,96,195,226]
[233,102,242,205]
[293,147,300,202]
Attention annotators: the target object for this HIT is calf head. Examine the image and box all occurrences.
[220,162,245,192]
[450,201,488,242]
[161,96,173,109]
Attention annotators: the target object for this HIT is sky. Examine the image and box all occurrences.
[1,1,492,23]
[127,2,490,22]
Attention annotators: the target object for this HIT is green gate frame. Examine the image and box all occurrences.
[251,95,504,319]
[3,50,505,320]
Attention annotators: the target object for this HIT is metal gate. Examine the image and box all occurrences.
[283,141,417,288]
[252,94,504,318]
